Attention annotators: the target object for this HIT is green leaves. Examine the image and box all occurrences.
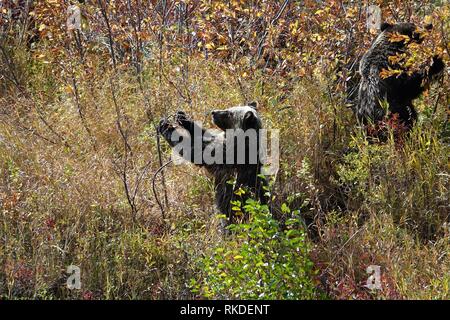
[192,199,318,299]
[281,202,291,214]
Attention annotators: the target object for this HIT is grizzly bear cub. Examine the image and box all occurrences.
[158,102,268,225]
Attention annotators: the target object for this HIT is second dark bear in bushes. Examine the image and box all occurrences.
[355,22,445,137]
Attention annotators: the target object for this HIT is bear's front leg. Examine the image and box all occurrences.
[158,111,209,165]
[158,110,192,142]
[400,56,445,101]
[158,118,178,147]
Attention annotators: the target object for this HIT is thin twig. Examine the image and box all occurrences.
[156,126,169,208]
[152,160,173,221]
[97,0,117,69]
[254,0,290,63]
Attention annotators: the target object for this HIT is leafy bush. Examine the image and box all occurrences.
[191,199,319,299]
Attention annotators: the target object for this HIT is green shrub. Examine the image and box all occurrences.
[191,198,319,299]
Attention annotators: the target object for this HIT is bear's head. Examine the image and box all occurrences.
[211,102,262,131]
[380,22,432,44]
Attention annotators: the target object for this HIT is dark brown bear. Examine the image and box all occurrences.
[158,103,268,225]
[356,22,445,137]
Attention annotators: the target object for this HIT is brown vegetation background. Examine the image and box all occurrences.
[0,0,448,299]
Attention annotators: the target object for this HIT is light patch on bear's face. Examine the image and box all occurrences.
[211,105,261,131]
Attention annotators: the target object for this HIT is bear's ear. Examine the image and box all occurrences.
[247,101,258,109]
[380,22,392,32]
[243,111,258,129]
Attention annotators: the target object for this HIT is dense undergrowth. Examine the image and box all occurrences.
[0,0,449,299]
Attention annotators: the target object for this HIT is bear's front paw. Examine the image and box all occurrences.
[157,118,174,137]
[175,110,192,128]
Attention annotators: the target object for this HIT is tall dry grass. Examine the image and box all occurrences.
[0,18,449,299]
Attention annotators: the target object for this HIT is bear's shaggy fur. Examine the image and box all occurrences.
[158,103,268,224]
[356,22,444,135]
